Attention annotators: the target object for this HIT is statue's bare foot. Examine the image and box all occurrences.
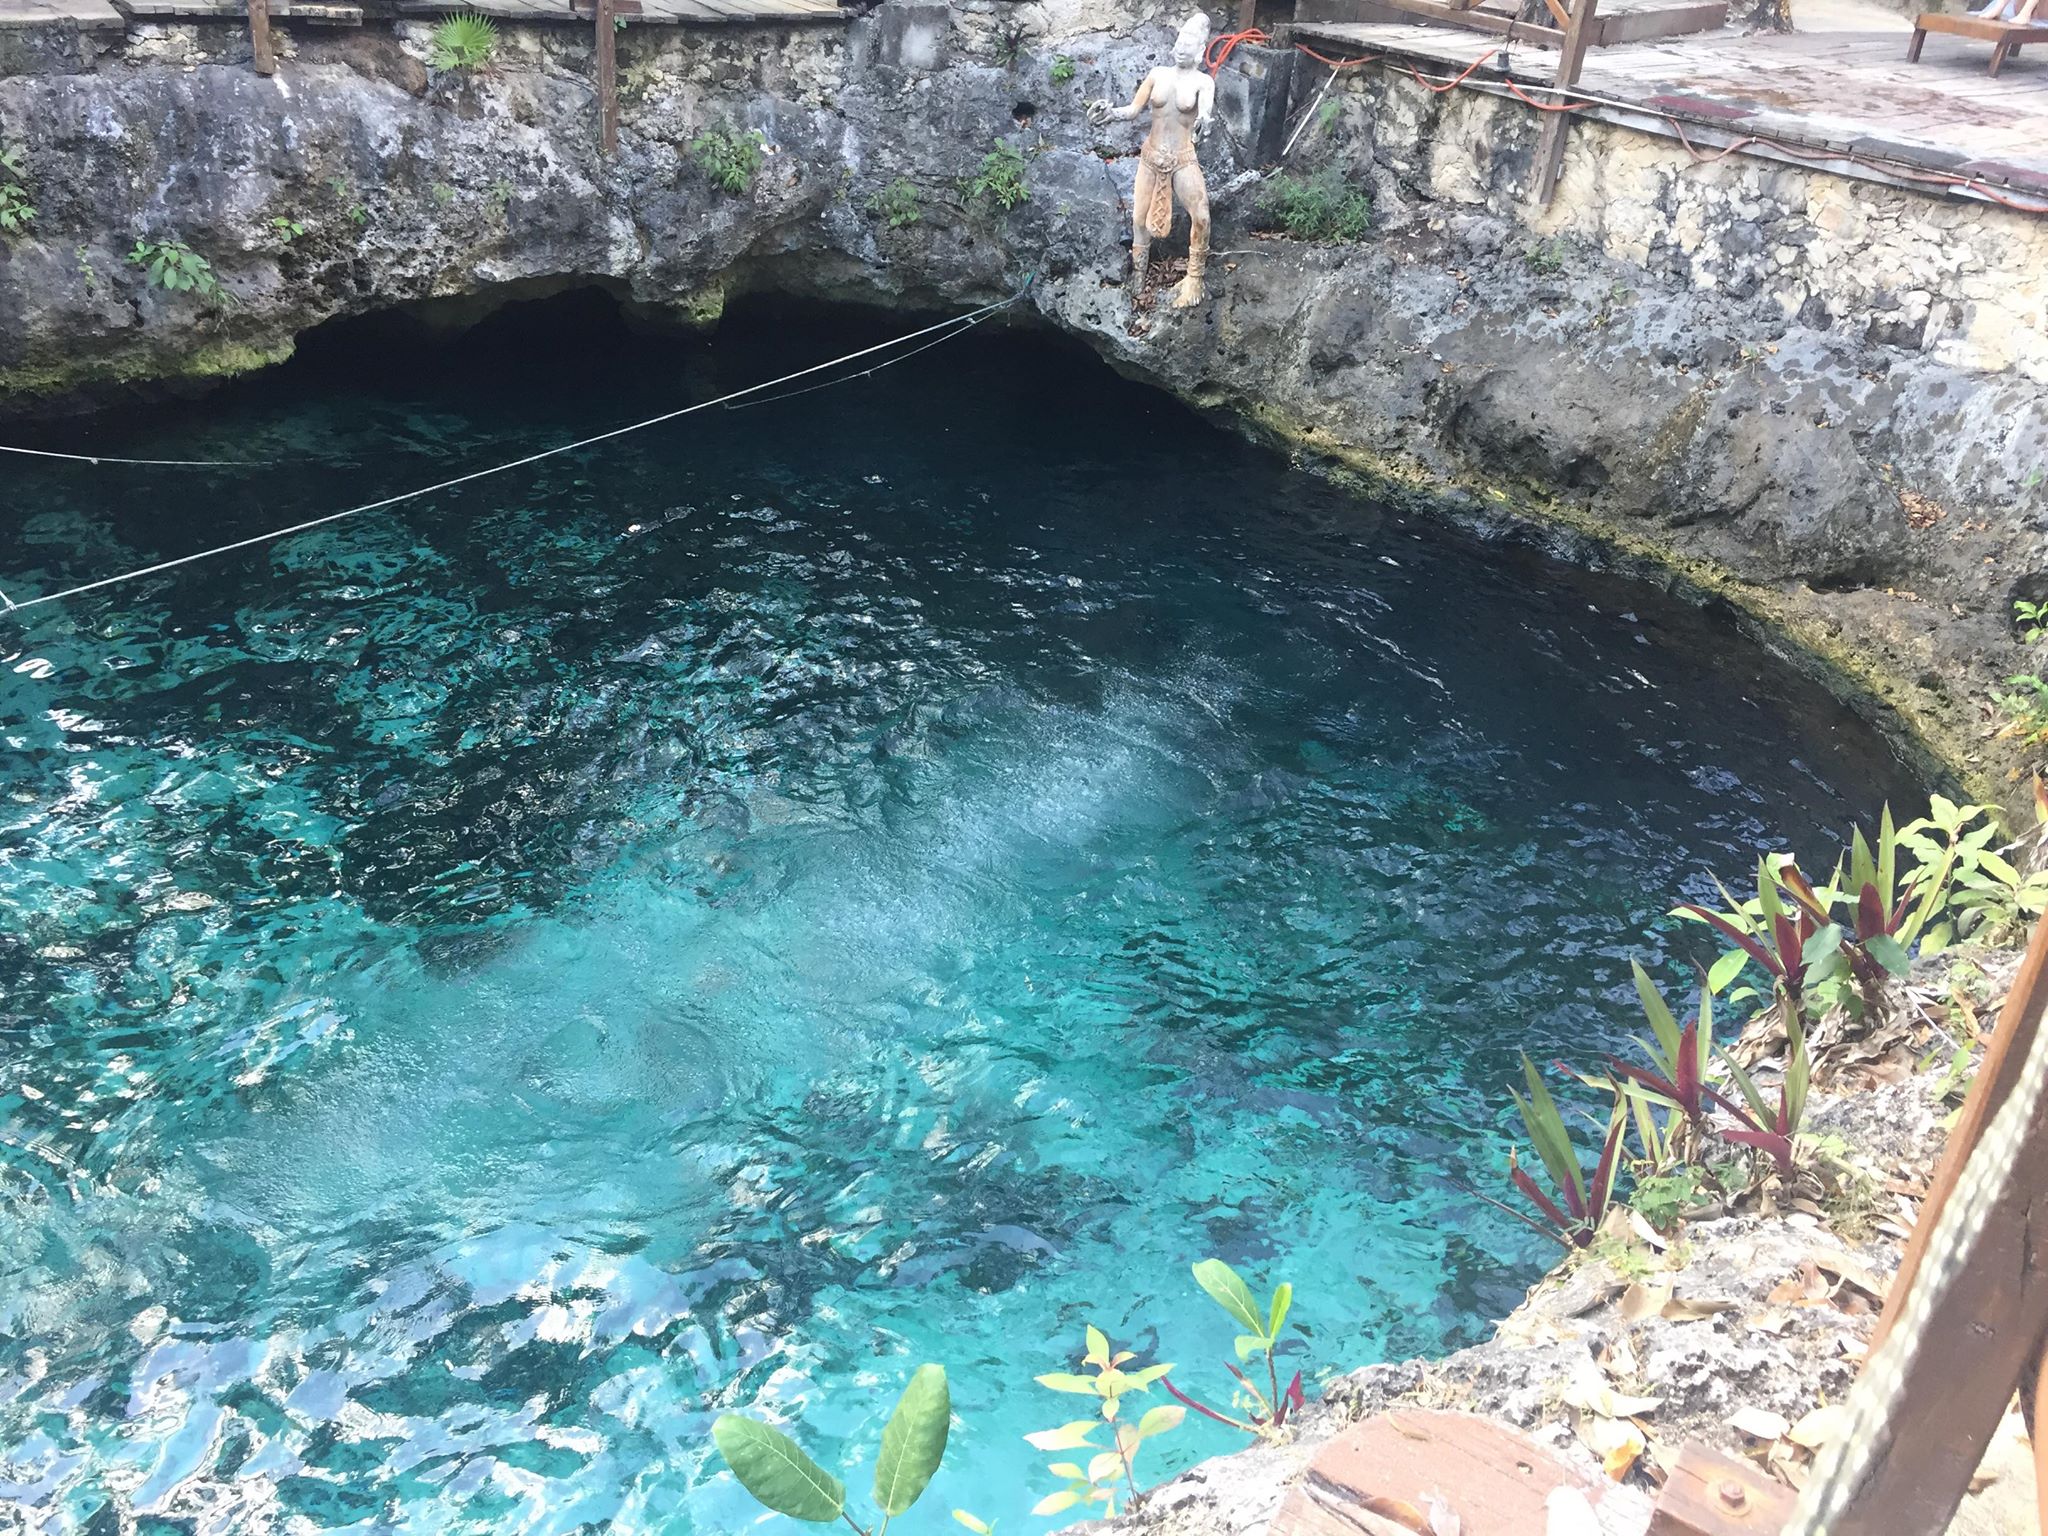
[1172,276,1203,309]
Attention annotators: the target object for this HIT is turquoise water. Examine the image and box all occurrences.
[0,295,1913,1534]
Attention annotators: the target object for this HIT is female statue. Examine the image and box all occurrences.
[1088,13,1216,310]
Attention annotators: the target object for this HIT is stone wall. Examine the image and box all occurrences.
[1,0,2046,800]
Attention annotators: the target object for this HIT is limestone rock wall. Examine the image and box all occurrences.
[1,0,2045,796]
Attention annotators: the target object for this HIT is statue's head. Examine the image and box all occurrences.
[1173,12,1211,67]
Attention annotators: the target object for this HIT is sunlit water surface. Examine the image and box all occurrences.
[0,297,1915,1534]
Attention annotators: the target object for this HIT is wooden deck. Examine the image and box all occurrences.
[1294,5,2048,200]
[0,0,124,32]
[0,0,843,27]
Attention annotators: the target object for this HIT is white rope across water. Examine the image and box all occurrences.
[0,443,274,468]
[0,283,1031,619]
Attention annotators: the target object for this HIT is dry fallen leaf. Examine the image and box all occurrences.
[1745,1311,1793,1336]
[1789,1404,1850,1448]
[1545,1488,1602,1536]
[1618,1283,1670,1323]
[1661,1295,1737,1323]
[1729,1406,1791,1441]
[1424,1492,1462,1536]
[1359,1494,1434,1535]
[1812,1253,1886,1301]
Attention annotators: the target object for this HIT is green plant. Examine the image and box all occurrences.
[269,215,306,243]
[1049,54,1076,84]
[1504,1053,1627,1249]
[76,244,98,295]
[1599,963,1721,1161]
[1160,1260,1304,1437]
[431,181,456,206]
[348,202,369,226]
[1257,167,1371,243]
[1525,237,1569,273]
[1717,1015,1812,1177]
[871,178,922,229]
[1997,671,2048,748]
[693,126,765,196]
[952,1515,994,1535]
[712,1364,949,1534]
[967,142,1029,211]
[1028,1326,1180,1517]
[1680,854,1860,1020]
[1900,796,2047,950]
[2017,598,2048,644]
[0,145,36,238]
[1627,1165,1709,1234]
[429,12,498,71]
[127,238,232,307]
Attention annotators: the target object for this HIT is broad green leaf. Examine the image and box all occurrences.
[1631,961,1682,1065]
[1047,1462,1085,1480]
[952,1515,992,1536]
[1800,923,1844,970]
[1513,1053,1584,1208]
[1191,1259,1264,1336]
[711,1415,846,1523]
[874,1363,949,1516]
[1024,1421,1099,1451]
[1032,1490,1081,1517]
[1136,1404,1184,1439]
[1123,1363,1172,1389]
[1086,1452,1123,1483]
[1979,850,2023,885]
[1234,1333,1265,1361]
[1114,1423,1140,1457]
[1084,1326,1110,1367]
[1862,933,1911,978]
[1707,947,1749,995]
[1267,1282,1292,1339]
[1035,1372,1096,1395]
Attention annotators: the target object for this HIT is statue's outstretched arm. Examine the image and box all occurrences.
[1087,73,1155,127]
[1195,73,1216,134]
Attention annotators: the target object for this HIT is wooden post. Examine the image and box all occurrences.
[595,0,619,155]
[1788,911,2048,1535]
[247,0,276,76]
[1526,0,1596,208]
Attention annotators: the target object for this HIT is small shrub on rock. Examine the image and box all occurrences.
[967,142,1029,212]
[128,237,232,308]
[870,178,922,229]
[0,146,35,239]
[429,12,498,71]
[1257,167,1370,243]
[694,127,765,196]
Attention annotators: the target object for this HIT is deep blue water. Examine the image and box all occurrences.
[0,294,1914,1534]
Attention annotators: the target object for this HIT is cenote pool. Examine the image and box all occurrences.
[0,295,1918,1533]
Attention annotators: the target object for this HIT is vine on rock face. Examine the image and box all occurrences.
[127,238,232,308]
[0,146,36,239]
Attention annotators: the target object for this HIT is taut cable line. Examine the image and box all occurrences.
[0,282,1033,620]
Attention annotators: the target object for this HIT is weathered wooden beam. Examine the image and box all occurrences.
[1647,1444,1795,1536]
[1788,911,2048,1535]
[247,0,276,73]
[595,0,618,154]
[1526,0,1595,206]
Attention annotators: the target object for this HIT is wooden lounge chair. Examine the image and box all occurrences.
[1909,9,2048,76]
